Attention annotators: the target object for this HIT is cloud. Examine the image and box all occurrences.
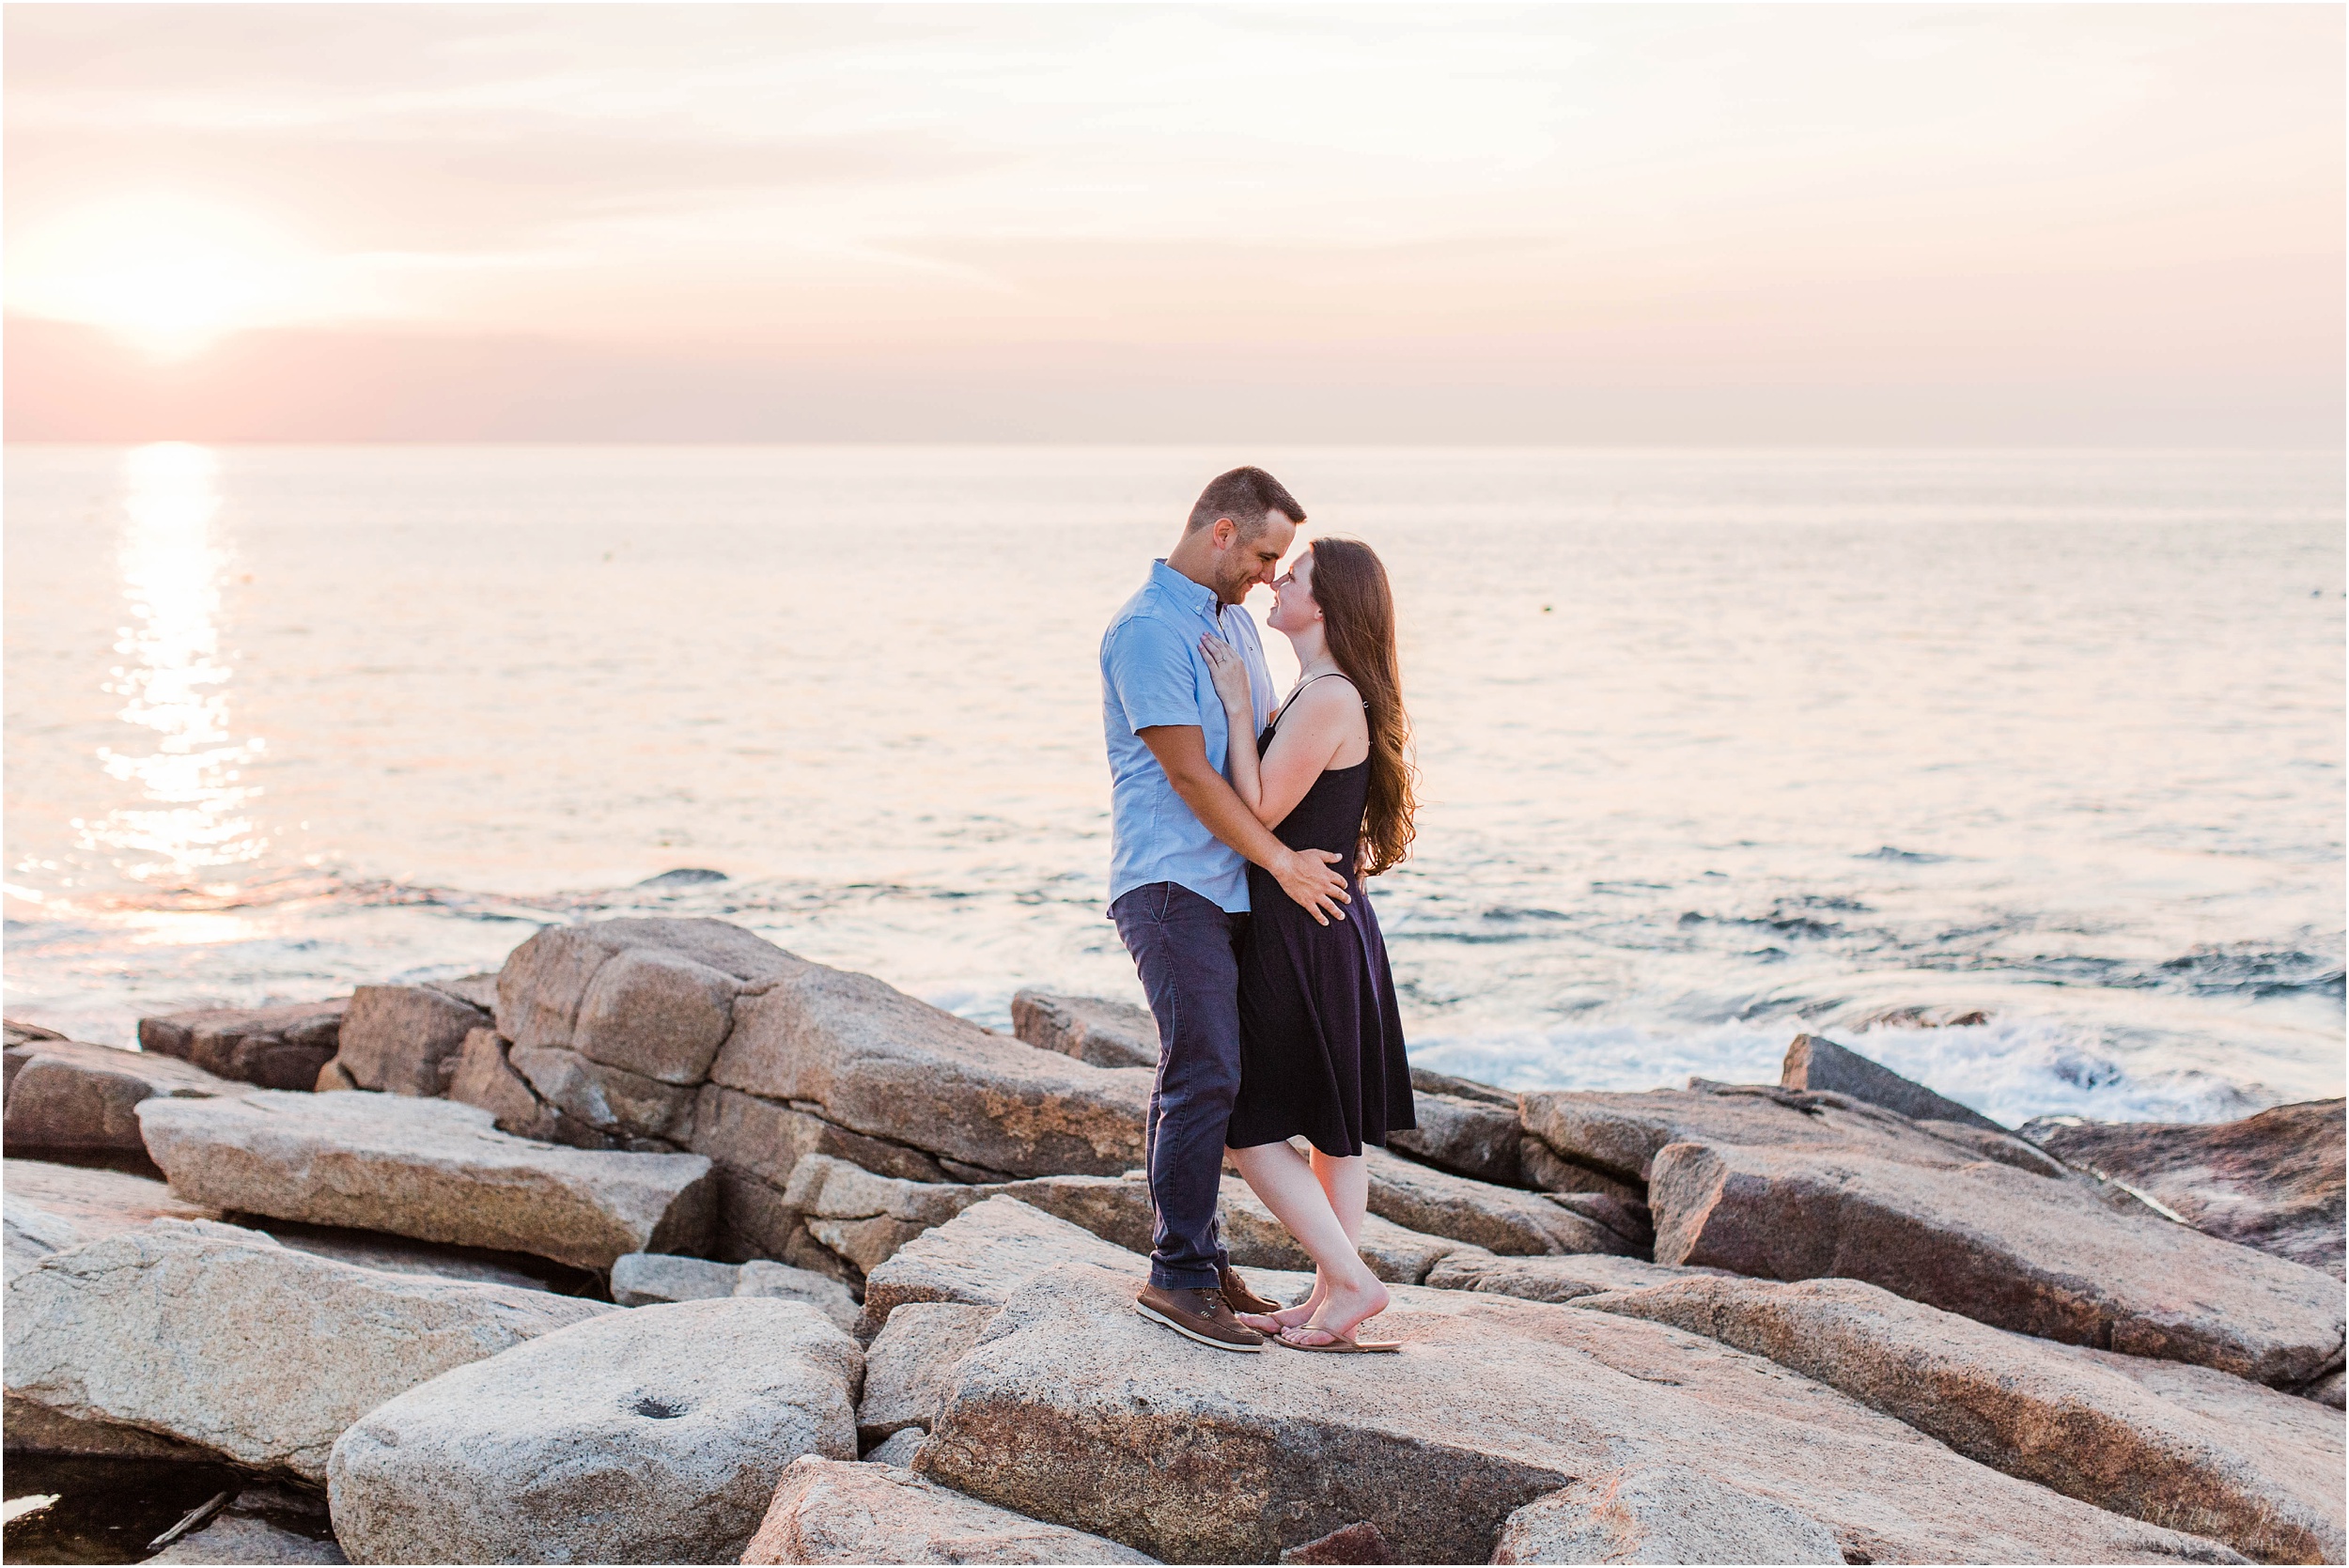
[5,122,998,254]
[5,4,2339,442]
[12,313,2339,446]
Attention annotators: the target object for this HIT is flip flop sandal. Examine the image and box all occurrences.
[1276,1326,1402,1354]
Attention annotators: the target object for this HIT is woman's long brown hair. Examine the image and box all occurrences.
[1304,537,1419,876]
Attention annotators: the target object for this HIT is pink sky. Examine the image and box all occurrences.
[7,5,2341,443]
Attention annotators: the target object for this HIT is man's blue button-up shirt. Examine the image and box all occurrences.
[1100,559,1278,913]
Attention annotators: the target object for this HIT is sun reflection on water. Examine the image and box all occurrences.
[74,442,268,889]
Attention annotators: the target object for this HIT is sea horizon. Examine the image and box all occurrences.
[6,441,2341,1130]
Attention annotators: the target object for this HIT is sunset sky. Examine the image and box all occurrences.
[7,4,2341,443]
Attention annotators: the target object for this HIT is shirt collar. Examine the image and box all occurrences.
[1150,558,1226,621]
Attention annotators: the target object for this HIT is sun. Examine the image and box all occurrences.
[8,194,329,359]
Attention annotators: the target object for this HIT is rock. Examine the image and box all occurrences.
[148,1513,348,1564]
[1389,1092,1524,1186]
[425,971,501,1011]
[138,999,350,1090]
[3,1389,225,1459]
[1682,1084,2083,1181]
[2089,1352,2347,1521]
[511,1043,697,1143]
[855,1197,1145,1336]
[944,1155,1040,1183]
[787,1154,994,1274]
[1548,1190,1655,1250]
[3,1017,70,1049]
[860,1301,1001,1443]
[5,1218,609,1481]
[832,1159,1466,1305]
[1781,1032,2004,1133]
[334,984,490,1097]
[328,1297,861,1565]
[7,1190,122,1286]
[1842,1003,1992,1029]
[137,1090,715,1271]
[1919,1118,2073,1177]
[568,944,742,1086]
[1010,989,1160,1069]
[613,1250,741,1305]
[719,1168,855,1281]
[691,1084,953,1264]
[3,1037,243,1152]
[1577,1273,2343,1565]
[315,1058,360,1092]
[3,1157,217,1283]
[2303,1370,2345,1409]
[866,1428,926,1466]
[446,1027,563,1139]
[636,866,730,889]
[496,915,775,1041]
[1423,1251,1728,1305]
[1517,1137,1645,1204]
[1519,1084,2009,1188]
[918,1261,2244,1565]
[987,1173,1158,1254]
[498,920,757,1085]
[1219,1174,1477,1284]
[742,1455,1159,1565]
[1408,1065,1517,1105]
[694,1083,954,1188]
[500,919,1156,1178]
[1491,1463,1843,1564]
[2022,1100,2346,1276]
[738,1259,863,1335]
[251,1219,582,1292]
[1649,1140,2346,1386]
[799,1160,1185,1279]
[1278,1521,1394,1564]
[1361,1146,1632,1257]
[708,945,1153,1179]
[2083,1343,2349,1436]
[445,1031,634,1151]
[789,1155,1477,1289]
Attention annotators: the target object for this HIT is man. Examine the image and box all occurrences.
[1099,465,1351,1351]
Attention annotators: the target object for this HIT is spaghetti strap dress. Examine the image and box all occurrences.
[1225,681,1416,1157]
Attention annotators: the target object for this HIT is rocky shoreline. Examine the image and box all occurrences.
[3,915,2341,1564]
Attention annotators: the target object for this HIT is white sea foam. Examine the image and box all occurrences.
[1408,1014,2281,1128]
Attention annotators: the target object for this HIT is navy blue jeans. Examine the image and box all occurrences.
[1112,881,1247,1291]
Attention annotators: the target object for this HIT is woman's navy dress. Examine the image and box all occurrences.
[1225,694,1415,1157]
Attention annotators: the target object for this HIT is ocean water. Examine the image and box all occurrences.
[4,443,2341,1128]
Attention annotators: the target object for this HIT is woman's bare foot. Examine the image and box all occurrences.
[1279,1274,1389,1346]
[1237,1274,1329,1332]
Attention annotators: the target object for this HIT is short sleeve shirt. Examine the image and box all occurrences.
[1100,560,1277,912]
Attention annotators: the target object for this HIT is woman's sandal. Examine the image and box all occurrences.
[1275,1324,1401,1354]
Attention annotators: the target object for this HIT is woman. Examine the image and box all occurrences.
[1198,537,1419,1352]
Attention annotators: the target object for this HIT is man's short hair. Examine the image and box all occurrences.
[1186,466,1305,538]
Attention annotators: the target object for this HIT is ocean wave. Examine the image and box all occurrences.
[6,866,576,924]
[1406,1014,2281,1129]
[4,861,2331,1127]
[2150,943,2345,1000]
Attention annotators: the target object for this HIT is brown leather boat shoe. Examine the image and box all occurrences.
[1133,1281,1265,1352]
[1218,1265,1285,1320]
